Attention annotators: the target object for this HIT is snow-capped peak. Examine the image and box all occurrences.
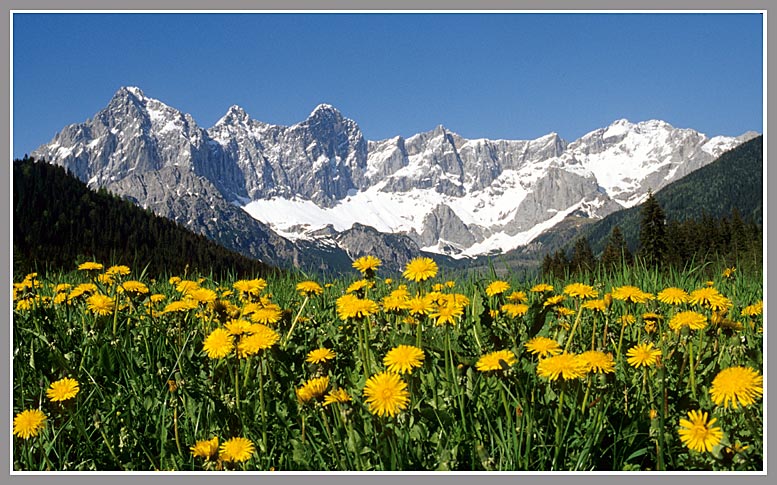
[215,105,251,127]
[309,103,341,118]
[122,86,145,99]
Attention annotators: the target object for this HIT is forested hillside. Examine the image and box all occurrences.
[13,157,276,279]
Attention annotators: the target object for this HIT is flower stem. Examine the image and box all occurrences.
[258,355,268,455]
[687,337,697,400]
[563,305,585,353]
[283,296,309,349]
[615,320,627,363]
[319,406,344,470]
[234,356,242,428]
[552,380,567,470]
[581,376,592,413]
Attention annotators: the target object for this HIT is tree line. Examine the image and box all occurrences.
[541,191,762,279]
[13,157,277,280]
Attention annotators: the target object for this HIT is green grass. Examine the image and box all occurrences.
[12,259,763,471]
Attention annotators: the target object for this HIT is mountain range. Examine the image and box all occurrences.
[29,86,759,273]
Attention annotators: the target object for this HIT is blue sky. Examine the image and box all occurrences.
[12,12,763,158]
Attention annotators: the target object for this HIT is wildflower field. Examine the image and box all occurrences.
[12,257,764,471]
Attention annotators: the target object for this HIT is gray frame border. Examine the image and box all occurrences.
[3,1,771,484]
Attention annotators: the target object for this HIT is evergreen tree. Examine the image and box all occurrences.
[570,236,596,275]
[550,249,569,279]
[601,225,632,270]
[638,190,668,269]
[541,252,553,277]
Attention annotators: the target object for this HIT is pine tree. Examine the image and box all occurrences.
[638,190,668,269]
[601,225,632,270]
[550,249,569,279]
[570,236,596,275]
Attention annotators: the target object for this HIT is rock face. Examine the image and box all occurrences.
[334,223,421,274]
[30,86,758,270]
[208,103,368,207]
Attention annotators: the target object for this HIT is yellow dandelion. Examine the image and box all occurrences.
[53,283,72,294]
[233,279,267,299]
[105,265,131,277]
[190,436,219,460]
[657,287,690,305]
[578,350,615,374]
[678,410,723,453]
[363,372,410,417]
[536,353,587,381]
[402,257,438,283]
[555,306,576,318]
[225,319,253,336]
[296,376,330,403]
[202,328,234,359]
[346,279,375,294]
[382,293,410,312]
[485,280,510,297]
[97,273,115,286]
[689,287,722,307]
[501,303,529,318]
[352,255,382,275]
[741,301,763,317]
[406,294,435,316]
[525,336,562,358]
[306,347,336,364]
[722,267,736,279]
[163,299,199,313]
[189,288,217,304]
[13,409,47,439]
[219,437,255,463]
[174,279,199,295]
[611,285,653,304]
[430,302,463,326]
[46,377,80,402]
[620,314,636,326]
[582,299,607,312]
[507,291,528,303]
[383,345,425,374]
[530,283,554,293]
[626,342,661,368]
[86,293,115,316]
[66,282,95,299]
[250,306,283,325]
[709,366,763,409]
[78,261,103,272]
[475,349,517,372]
[563,283,598,299]
[669,311,707,331]
[543,295,565,307]
[323,388,352,406]
[337,294,379,320]
[296,281,324,297]
[236,325,279,357]
[121,280,149,296]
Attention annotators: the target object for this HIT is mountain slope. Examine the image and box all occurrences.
[535,135,764,257]
[13,157,276,279]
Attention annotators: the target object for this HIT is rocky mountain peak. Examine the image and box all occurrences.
[221,104,250,123]
[307,103,344,123]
